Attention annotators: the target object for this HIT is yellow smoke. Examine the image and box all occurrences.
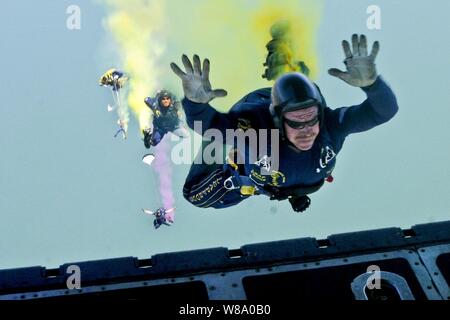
[165,0,323,111]
[252,1,322,80]
[102,0,167,131]
[101,0,323,127]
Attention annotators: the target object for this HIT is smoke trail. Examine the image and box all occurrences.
[152,138,175,215]
[101,0,167,131]
[101,0,179,220]
[164,0,323,112]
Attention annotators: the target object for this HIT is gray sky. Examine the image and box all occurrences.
[1,0,449,269]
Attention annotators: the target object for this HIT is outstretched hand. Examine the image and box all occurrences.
[328,34,379,87]
[171,54,227,104]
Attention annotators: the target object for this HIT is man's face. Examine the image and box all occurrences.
[283,106,320,151]
[161,96,171,107]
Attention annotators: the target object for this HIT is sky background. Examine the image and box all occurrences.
[0,0,449,269]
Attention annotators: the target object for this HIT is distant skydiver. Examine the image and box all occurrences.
[142,90,189,149]
[262,19,310,80]
[142,207,175,229]
[170,34,398,212]
[99,69,128,91]
[99,69,129,139]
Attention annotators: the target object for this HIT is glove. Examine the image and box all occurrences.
[328,34,379,88]
[170,54,227,103]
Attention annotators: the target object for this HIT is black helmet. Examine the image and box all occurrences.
[156,89,174,105]
[270,72,326,137]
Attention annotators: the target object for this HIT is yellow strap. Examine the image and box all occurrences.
[227,157,238,171]
[240,185,256,196]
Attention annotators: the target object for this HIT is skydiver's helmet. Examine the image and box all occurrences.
[269,72,326,139]
[155,209,163,218]
[156,90,174,108]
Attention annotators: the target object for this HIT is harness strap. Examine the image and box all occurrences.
[224,160,327,200]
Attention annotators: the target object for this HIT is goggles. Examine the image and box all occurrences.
[284,116,319,129]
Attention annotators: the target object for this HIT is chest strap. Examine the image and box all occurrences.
[223,161,327,200]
